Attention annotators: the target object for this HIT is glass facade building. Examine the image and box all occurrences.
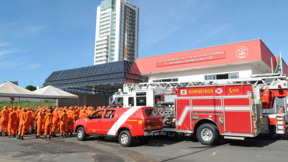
[43,61,144,95]
[94,0,139,65]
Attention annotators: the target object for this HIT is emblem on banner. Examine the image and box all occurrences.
[236,46,248,59]
[215,88,223,94]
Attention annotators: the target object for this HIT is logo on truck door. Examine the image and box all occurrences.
[181,90,187,95]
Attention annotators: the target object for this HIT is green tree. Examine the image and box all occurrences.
[5,81,19,107]
[26,85,37,91]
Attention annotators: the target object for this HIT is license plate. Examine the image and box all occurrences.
[160,132,166,136]
[154,132,159,136]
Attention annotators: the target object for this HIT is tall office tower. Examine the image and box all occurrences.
[94,0,139,65]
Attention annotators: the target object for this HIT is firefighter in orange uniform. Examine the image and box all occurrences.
[79,110,88,119]
[17,108,29,140]
[59,109,68,138]
[15,106,22,134]
[278,107,283,113]
[43,109,53,140]
[0,106,9,136]
[67,107,75,136]
[8,107,17,138]
[25,108,32,133]
[51,108,59,137]
[30,109,36,133]
[35,109,44,138]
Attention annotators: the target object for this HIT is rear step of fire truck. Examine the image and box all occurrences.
[223,136,245,140]
[277,116,285,134]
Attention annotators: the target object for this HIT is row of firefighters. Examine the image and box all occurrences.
[0,105,107,140]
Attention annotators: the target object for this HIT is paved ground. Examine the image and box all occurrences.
[0,133,288,162]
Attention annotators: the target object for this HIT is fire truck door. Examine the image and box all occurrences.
[86,110,104,134]
[224,97,252,134]
[102,110,117,135]
[176,99,192,131]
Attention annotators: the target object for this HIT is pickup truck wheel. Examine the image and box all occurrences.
[118,130,132,147]
[196,124,219,145]
[138,136,151,144]
[77,127,87,141]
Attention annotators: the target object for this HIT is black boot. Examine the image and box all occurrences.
[70,132,72,136]
[41,132,44,135]
[26,131,29,134]
[66,132,69,136]
[43,136,47,140]
[49,135,51,140]
[8,135,12,138]
[21,136,24,140]
[13,134,16,138]
[32,130,35,134]
[4,132,8,136]
[17,135,21,140]
[52,133,57,137]
[0,132,2,136]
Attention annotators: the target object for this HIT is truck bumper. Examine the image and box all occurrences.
[144,129,165,136]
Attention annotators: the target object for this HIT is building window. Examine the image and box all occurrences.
[128,97,134,106]
[205,73,239,80]
[153,78,178,83]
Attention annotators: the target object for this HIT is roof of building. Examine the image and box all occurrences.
[43,61,143,93]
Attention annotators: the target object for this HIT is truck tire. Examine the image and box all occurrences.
[77,127,87,141]
[196,123,219,145]
[118,130,132,147]
[138,136,151,144]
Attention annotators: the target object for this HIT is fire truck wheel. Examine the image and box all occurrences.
[77,127,87,141]
[138,136,151,144]
[119,130,132,147]
[196,124,219,145]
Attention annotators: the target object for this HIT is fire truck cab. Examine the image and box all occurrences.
[113,74,288,145]
[74,106,164,147]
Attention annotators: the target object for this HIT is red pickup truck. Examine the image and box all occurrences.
[74,106,164,147]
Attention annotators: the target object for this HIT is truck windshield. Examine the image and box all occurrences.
[145,108,160,117]
[113,97,123,105]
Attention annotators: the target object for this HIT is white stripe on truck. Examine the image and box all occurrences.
[107,106,142,136]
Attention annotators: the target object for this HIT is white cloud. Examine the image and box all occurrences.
[0,50,27,57]
[0,61,24,69]
[26,63,41,69]
[197,24,228,43]
[28,25,48,32]
[140,26,180,49]
[0,43,9,47]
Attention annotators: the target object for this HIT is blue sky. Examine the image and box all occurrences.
[0,0,288,88]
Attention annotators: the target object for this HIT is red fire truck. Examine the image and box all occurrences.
[114,73,288,145]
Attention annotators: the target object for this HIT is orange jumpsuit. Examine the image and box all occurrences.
[8,110,17,136]
[67,110,75,133]
[44,112,53,136]
[59,112,68,135]
[16,109,22,131]
[41,111,46,133]
[0,108,9,133]
[36,111,44,136]
[80,111,88,119]
[51,111,59,134]
[18,112,29,136]
[30,110,35,131]
[26,110,32,132]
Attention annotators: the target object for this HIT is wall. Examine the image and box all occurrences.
[148,64,254,83]
[58,92,110,107]
[137,39,263,75]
